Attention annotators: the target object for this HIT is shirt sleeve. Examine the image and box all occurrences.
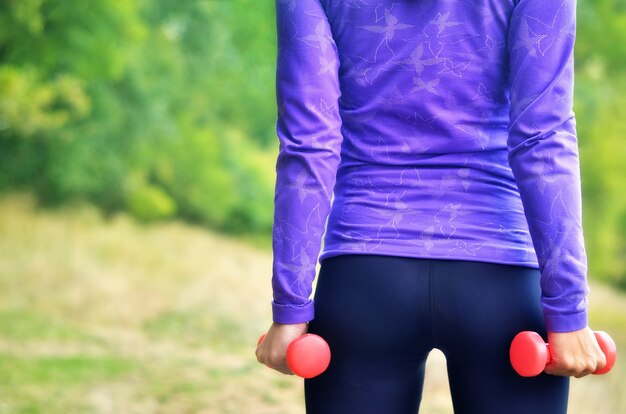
[507,0,589,332]
[270,0,343,324]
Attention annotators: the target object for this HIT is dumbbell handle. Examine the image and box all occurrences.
[510,330,617,377]
[257,333,331,379]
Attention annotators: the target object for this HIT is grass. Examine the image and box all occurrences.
[0,192,624,413]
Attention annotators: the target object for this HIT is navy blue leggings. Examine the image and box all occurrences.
[305,254,569,414]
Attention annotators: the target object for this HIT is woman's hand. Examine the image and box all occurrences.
[544,326,607,378]
[256,322,308,375]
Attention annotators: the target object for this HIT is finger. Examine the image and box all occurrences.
[270,357,293,375]
[256,346,267,365]
[574,366,595,378]
[277,368,295,375]
[543,364,561,376]
[595,352,607,371]
[573,366,587,378]
[274,360,293,375]
[544,365,571,377]
[547,362,595,378]
[267,362,294,375]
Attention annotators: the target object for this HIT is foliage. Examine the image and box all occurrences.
[0,0,277,233]
[575,1,626,287]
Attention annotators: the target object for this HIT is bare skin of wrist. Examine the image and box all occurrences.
[255,322,309,375]
[545,326,607,378]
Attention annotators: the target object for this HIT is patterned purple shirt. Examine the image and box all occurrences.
[271,0,589,332]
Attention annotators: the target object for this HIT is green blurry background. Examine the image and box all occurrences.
[0,0,624,413]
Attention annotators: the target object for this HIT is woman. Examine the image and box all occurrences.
[256,0,606,412]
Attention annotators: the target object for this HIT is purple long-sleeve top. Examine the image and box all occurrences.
[270,0,589,333]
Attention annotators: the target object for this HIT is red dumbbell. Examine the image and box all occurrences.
[257,333,331,379]
[510,330,617,377]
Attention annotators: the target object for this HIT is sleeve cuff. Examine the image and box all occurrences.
[543,309,588,333]
[272,299,315,324]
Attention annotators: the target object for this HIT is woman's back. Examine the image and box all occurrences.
[314,1,536,266]
[325,0,512,159]
[273,0,587,335]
